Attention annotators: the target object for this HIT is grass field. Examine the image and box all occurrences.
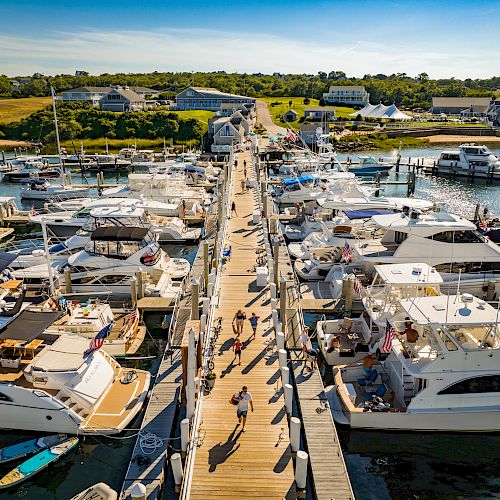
[260,97,356,129]
[167,109,214,121]
[0,97,51,124]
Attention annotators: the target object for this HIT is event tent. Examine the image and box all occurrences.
[350,103,412,120]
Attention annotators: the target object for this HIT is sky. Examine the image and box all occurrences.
[1,0,499,78]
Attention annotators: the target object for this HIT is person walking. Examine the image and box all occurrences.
[248,312,260,339]
[241,179,246,193]
[234,386,253,432]
[231,201,238,217]
[233,337,243,366]
[232,309,246,334]
[243,160,247,179]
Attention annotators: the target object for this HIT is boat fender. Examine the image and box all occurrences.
[121,370,138,384]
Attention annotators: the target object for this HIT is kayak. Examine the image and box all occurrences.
[0,434,68,464]
[0,437,79,489]
[71,482,118,500]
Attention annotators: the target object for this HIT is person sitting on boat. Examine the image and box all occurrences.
[362,353,379,375]
[402,317,419,344]
[326,335,341,353]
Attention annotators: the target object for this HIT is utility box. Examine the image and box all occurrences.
[252,210,260,224]
[256,266,268,288]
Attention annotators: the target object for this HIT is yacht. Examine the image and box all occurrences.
[316,263,443,365]
[2,163,61,183]
[0,312,150,435]
[65,226,182,298]
[44,300,146,357]
[436,144,500,175]
[328,293,500,431]
[20,180,89,201]
[346,156,393,176]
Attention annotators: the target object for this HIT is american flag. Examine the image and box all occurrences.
[353,277,364,295]
[381,321,396,353]
[287,128,298,143]
[84,322,114,356]
[341,241,352,263]
[479,221,490,232]
[128,306,139,324]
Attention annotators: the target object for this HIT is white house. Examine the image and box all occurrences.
[303,107,336,122]
[175,87,256,111]
[323,86,369,105]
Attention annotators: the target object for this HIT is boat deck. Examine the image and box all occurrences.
[189,151,296,499]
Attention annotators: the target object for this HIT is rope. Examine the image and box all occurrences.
[139,431,165,455]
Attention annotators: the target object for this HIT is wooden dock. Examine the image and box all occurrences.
[188,150,296,499]
[290,353,354,500]
[121,348,183,499]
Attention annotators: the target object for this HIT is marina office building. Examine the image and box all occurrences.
[323,85,370,105]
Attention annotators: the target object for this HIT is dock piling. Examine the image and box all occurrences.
[181,418,190,457]
[278,348,287,369]
[186,328,196,420]
[191,279,199,320]
[277,331,285,351]
[279,277,287,335]
[64,268,72,294]
[171,453,183,492]
[281,366,290,386]
[290,417,301,453]
[295,451,309,490]
[130,482,147,500]
[284,383,293,414]
[130,277,137,308]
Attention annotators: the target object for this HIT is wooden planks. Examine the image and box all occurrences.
[189,151,296,499]
[121,349,183,499]
[290,353,354,500]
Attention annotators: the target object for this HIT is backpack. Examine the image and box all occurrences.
[230,391,242,406]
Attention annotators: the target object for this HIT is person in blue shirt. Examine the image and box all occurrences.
[248,312,260,339]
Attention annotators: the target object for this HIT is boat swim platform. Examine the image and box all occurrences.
[137,297,174,312]
[121,348,183,499]
[188,150,296,499]
[290,352,354,500]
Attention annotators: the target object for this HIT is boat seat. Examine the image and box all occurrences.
[358,369,379,386]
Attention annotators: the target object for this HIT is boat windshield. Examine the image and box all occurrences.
[85,234,156,259]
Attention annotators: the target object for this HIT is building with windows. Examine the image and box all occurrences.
[431,97,492,116]
[283,109,298,122]
[175,87,256,111]
[61,86,157,105]
[303,107,336,122]
[99,87,146,112]
[323,85,369,105]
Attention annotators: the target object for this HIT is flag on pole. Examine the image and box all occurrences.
[127,306,138,324]
[341,241,352,263]
[84,322,114,356]
[287,128,298,143]
[479,221,490,232]
[381,321,396,353]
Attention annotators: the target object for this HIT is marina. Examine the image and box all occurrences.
[0,101,499,500]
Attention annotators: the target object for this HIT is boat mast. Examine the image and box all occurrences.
[41,218,56,297]
[50,85,62,168]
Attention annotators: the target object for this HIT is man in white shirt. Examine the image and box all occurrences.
[235,385,253,432]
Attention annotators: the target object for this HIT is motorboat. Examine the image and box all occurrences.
[0,197,34,223]
[353,209,500,271]
[65,226,183,298]
[0,312,150,435]
[2,163,61,183]
[20,180,89,201]
[345,156,393,176]
[437,144,500,174]
[44,300,146,357]
[316,263,443,365]
[329,293,500,431]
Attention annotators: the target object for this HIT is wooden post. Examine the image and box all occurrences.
[191,279,200,320]
[395,153,400,173]
[374,171,381,197]
[130,277,137,308]
[135,271,145,299]
[474,203,480,222]
[64,268,72,294]
[279,277,287,336]
[273,238,280,289]
[203,240,210,291]
[345,277,354,316]
[186,328,196,420]
[217,193,223,229]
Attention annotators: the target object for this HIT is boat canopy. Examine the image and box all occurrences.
[90,226,149,242]
[283,174,315,186]
[21,179,46,185]
[0,310,62,342]
[185,166,204,174]
[0,253,17,273]
[344,209,395,220]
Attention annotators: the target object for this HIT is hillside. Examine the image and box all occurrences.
[0,97,52,125]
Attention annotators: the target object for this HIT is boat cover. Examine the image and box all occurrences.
[90,226,149,242]
[344,209,395,220]
[0,253,17,273]
[0,310,62,341]
[283,174,315,186]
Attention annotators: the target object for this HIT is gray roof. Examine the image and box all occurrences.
[62,86,155,94]
[101,88,145,102]
[304,107,336,112]
[432,97,492,108]
[177,86,255,101]
[328,85,366,92]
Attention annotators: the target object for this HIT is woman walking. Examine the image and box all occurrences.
[248,312,260,339]
[232,309,246,334]
[233,337,243,366]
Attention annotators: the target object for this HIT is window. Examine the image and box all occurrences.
[220,125,234,137]
[438,375,500,395]
[186,91,194,96]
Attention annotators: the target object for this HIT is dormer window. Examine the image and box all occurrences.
[186,90,194,96]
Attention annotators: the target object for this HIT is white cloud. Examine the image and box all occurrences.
[0,27,498,78]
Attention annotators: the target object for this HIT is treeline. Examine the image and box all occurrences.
[0,102,206,144]
[0,71,498,109]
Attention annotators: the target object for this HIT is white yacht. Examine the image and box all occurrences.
[329,293,500,431]
[0,312,150,435]
[65,226,182,298]
[44,301,146,357]
[20,180,89,201]
[353,210,500,271]
[316,263,443,365]
[437,144,500,174]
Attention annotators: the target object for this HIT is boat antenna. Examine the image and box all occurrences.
[50,85,62,168]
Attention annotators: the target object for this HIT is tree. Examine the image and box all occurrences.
[417,72,429,82]
[288,100,292,108]
[303,97,310,105]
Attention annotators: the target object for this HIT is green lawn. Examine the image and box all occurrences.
[167,109,214,121]
[260,97,355,129]
[0,97,52,125]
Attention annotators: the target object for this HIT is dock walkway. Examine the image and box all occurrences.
[189,150,296,499]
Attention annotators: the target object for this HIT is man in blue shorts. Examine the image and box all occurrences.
[235,385,254,432]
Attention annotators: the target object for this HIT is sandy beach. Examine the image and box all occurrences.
[423,134,500,143]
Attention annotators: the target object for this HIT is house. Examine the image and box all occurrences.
[282,109,298,122]
[303,107,336,122]
[210,118,246,152]
[431,97,492,115]
[218,103,253,119]
[75,70,89,77]
[174,87,256,111]
[300,123,329,146]
[99,86,146,112]
[9,80,20,90]
[487,99,500,126]
[323,86,369,105]
[61,86,157,104]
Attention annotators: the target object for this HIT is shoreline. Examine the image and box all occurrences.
[420,134,500,143]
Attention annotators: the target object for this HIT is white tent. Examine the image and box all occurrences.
[350,103,412,120]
